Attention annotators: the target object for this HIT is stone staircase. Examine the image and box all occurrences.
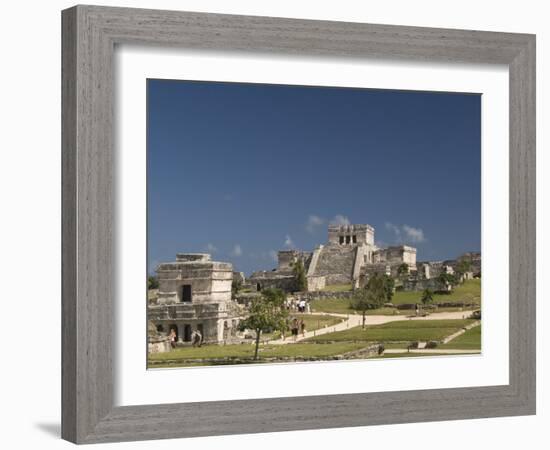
[313,244,357,284]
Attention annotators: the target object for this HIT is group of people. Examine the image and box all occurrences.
[289,317,306,340]
[168,327,203,349]
[285,298,310,313]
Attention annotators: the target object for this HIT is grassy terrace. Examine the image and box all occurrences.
[322,283,353,292]
[310,299,398,316]
[392,279,481,305]
[310,279,481,315]
[306,319,475,343]
[440,324,481,350]
[261,313,343,341]
[148,342,369,367]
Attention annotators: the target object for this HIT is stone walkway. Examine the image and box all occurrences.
[267,310,477,346]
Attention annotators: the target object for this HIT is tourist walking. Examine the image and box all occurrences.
[291,318,299,340]
[169,328,177,349]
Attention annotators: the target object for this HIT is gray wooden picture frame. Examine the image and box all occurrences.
[61,5,536,444]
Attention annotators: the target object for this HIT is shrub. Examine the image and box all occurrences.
[425,341,438,349]
[147,275,159,290]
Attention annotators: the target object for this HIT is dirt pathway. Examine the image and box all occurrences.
[267,310,477,345]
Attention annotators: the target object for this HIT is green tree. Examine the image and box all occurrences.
[397,263,409,277]
[147,275,159,290]
[421,288,434,306]
[293,259,307,292]
[350,274,387,329]
[438,272,457,287]
[455,259,472,279]
[239,288,288,360]
[382,274,395,302]
[231,279,242,298]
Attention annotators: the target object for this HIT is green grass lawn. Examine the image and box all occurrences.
[392,279,481,305]
[261,314,343,341]
[440,324,481,350]
[294,314,343,332]
[310,297,402,315]
[306,319,475,343]
[309,297,353,314]
[322,283,353,292]
[310,279,481,314]
[148,342,369,367]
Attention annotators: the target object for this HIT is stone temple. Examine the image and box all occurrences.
[249,223,418,291]
[148,253,242,345]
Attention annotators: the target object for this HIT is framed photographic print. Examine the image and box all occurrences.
[62,5,536,444]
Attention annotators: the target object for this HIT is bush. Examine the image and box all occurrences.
[148,275,159,290]
[425,341,438,349]
[470,310,482,320]
[408,341,419,350]
[378,344,385,355]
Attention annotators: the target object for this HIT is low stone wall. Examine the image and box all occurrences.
[148,338,171,354]
[289,290,355,302]
[395,302,478,310]
[148,343,384,366]
[342,343,384,359]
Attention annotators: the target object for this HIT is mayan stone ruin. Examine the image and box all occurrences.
[149,224,480,352]
[249,224,420,291]
[148,253,243,346]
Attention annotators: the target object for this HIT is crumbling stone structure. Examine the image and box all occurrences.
[249,224,418,292]
[148,253,242,345]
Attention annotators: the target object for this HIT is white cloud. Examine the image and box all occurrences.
[385,222,402,239]
[330,214,350,226]
[284,235,295,248]
[204,243,217,253]
[306,215,325,233]
[231,244,243,257]
[403,225,426,243]
[385,222,426,244]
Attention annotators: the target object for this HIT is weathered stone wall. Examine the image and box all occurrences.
[156,254,233,305]
[312,244,357,284]
[148,302,242,344]
[373,245,417,266]
[328,224,374,246]
[306,245,323,277]
[248,271,297,292]
[233,271,245,284]
[151,253,242,344]
[290,290,355,303]
[277,250,300,271]
[306,275,326,291]
[402,278,451,292]
[147,321,171,353]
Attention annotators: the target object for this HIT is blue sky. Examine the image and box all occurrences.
[147,79,481,276]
